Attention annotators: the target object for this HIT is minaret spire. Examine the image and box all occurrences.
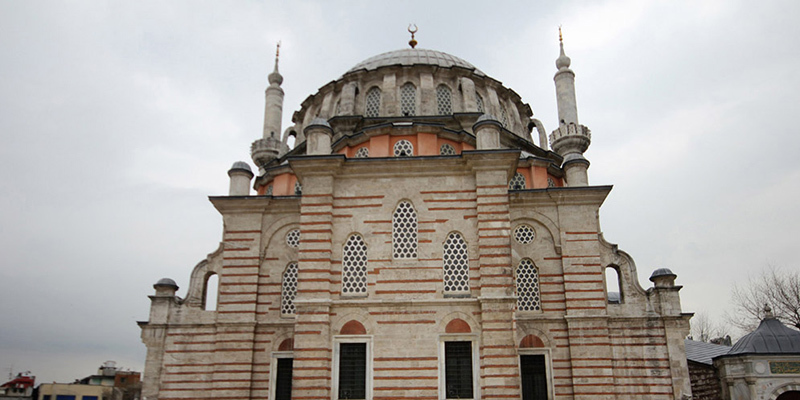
[549,27,592,186]
[251,42,287,172]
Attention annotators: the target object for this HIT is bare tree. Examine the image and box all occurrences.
[728,266,800,331]
[690,312,730,343]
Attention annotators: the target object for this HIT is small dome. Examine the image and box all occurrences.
[725,317,800,356]
[649,268,676,281]
[346,48,485,76]
[154,278,178,289]
[229,161,253,173]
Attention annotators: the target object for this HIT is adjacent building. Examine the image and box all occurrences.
[140,33,694,400]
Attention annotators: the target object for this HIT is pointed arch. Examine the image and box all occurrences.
[392,201,418,259]
[515,259,541,311]
[443,231,469,294]
[203,272,219,311]
[281,262,299,315]
[342,234,368,295]
[400,82,416,116]
[365,87,381,117]
[436,84,452,115]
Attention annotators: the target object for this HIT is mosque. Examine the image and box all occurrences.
[139,30,695,400]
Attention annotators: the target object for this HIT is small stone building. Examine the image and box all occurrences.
[713,308,800,400]
[685,339,730,400]
[139,35,694,400]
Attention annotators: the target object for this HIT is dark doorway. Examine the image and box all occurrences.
[777,391,800,400]
[275,358,293,400]
[520,354,548,400]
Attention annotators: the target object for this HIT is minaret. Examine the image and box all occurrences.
[251,43,286,172]
[550,28,592,186]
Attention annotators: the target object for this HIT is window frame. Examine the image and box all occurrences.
[438,334,480,400]
[270,350,294,400]
[332,335,373,400]
[517,348,554,400]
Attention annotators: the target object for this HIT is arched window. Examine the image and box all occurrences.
[509,172,526,190]
[354,147,369,158]
[365,87,381,117]
[393,140,414,157]
[605,266,622,304]
[499,103,509,128]
[342,234,368,295]
[266,185,273,196]
[294,181,302,195]
[443,232,469,294]
[203,273,219,311]
[436,85,452,115]
[334,99,342,116]
[392,201,418,259]
[476,93,484,113]
[515,259,541,311]
[400,83,416,116]
[281,262,298,315]
[440,143,456,155]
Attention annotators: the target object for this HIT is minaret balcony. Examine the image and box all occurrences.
[251,137,282,169]
[549,123,591,157]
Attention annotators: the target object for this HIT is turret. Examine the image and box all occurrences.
[550,29,592,186]
[251,43,287,172]
[227,161,254,196]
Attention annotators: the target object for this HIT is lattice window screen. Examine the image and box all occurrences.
[286,229,300,248]
[513,225,535,244]
[393,140,414,157]
[400,83,416,116]
[294,181,302,195]
[509,172,526,190]
[392,201,418,259]
[354,147,369,158]
[516,259,541,311]
[437,85,452,115]
[281,262,298,315]
[443,232,469,293]
[365,87,381,117]
[266,185,273,196]
[476,93,484,113]
[547,177,556,188]
[440,144,456,155]
[500,104,509,128]
[342,234,368,295]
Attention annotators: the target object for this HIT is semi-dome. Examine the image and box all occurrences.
[346,48,485,76]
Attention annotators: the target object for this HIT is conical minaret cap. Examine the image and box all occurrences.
[556,27,571,70]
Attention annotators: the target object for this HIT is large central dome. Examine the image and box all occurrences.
[346,48,485,76]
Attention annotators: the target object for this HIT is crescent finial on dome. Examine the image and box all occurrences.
[408,24,418,49]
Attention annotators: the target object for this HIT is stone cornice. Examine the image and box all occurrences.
[508,185,612,207]
[208,196,299,214]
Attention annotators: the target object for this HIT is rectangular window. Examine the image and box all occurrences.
[43,396,51,400]
[444,341,473,399]
[56,396,76,400]
[83,396,99,400]
[275,358,293,400]
[339,343,367,399]
[520,355,548,400]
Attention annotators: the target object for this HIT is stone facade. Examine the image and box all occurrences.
[139,39,694,400]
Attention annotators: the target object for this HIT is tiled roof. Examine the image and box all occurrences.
[684,339,731,365]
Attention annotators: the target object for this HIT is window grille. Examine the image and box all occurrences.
[509,172,526,190]
[393,140,414,157]
[365,87,381,117]
[342,234,368,295]
[400,83,416,116]
[513,225,535,244]
[520,355,548,400]
[281,263,298,315]
[294,181,302,195]
[437,85,452,115]
[444,341,474,399]
[286,229,300,248]
[335,99,342,116]
[354,147,369,158]
[547,177,556,188]
[476,93,484,113]
[338,343,367,400]
[392,201,418,259]
[266,185,273,195]
[500,103,509,128]
[440,143,456,155]
[443,232,469,293]
[516,259,541,311]
[275,358,294,400]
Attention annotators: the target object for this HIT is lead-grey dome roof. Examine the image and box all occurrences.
[723,317,800,356]
[347,48,485,76]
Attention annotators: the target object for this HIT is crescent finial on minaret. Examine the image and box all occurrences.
[408,24,418,48]
[274,41,281,72]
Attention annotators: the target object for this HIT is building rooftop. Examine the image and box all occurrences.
[346,48,485,76]
[725,316,800,356]
[684,339,731,365]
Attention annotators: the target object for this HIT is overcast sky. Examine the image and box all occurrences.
[2,0,799,384]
